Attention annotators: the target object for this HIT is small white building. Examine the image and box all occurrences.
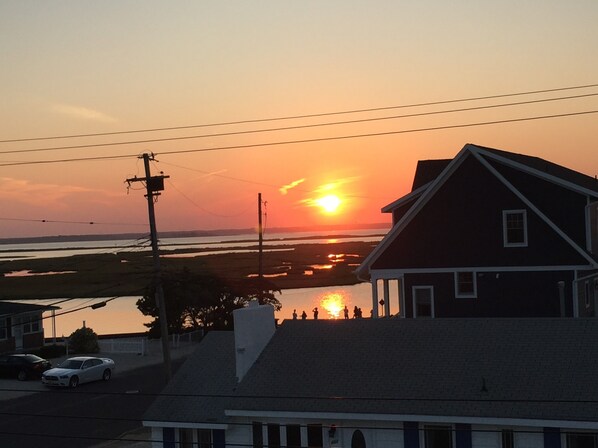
[143,303,598,448]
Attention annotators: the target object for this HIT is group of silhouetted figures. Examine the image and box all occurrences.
[292,305,365,320]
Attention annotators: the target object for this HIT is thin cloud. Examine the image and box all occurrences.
[0,177,118,208]
[279,178,306,195]
[52,103,117,123]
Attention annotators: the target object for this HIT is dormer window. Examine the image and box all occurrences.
[503,210,527,247]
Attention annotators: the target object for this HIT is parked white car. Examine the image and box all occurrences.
[42,356,115,388]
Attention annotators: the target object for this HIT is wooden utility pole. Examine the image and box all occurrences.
[126,153,172,380]
[258,192,263,280]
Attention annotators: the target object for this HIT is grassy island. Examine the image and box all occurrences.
[0,240,378,300]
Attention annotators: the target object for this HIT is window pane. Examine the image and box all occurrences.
[180,428,193,448]
[253,422,263,448]
[505,211,526,244]
[351,430,366,448]
[567,433,597,448]
[425,426,452,448]
[502,429,513,448]
[286,425,301,448]
[307,424,323,448]
[457,272,475,296]
[198,429,212,448]
[268,424,280,448]
[414,288,433,318]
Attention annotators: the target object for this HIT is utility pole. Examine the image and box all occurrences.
[258,193,263,281]
[126,153,172,380]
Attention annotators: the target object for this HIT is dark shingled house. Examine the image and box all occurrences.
[357,144,598,319]
[0,301,57,353]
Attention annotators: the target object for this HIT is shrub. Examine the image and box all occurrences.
[68,327,100,354]
[34,344,66,359]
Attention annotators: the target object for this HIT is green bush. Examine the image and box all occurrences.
[68,327,100,354]
[34,344,66,359]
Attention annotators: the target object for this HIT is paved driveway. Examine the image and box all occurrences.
[0,345,196,401]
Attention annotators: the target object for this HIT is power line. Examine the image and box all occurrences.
[158,160,374,200]
[1,108,597,168]
[2,81,598,143]
[2,91,597,155]
[0,216,146,227]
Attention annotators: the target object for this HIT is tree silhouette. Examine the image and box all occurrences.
[137,268,281,336]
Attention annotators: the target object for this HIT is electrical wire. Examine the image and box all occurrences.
[2,91,598,155]
[2,81,598,143]
[1,109,597,168]
[0,216,147,227]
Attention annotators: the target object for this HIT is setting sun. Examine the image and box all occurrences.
[316,194,341,214]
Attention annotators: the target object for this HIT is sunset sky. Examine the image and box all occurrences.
[1,1,597,239]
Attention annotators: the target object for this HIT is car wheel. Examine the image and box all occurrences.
[17,370,27,381]
[69,376,79,388]
[102,369,111,381]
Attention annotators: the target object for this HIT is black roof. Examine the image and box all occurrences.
[146,318,598,425]
[0,301,58,317]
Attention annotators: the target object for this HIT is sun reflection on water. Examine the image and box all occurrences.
[320,292,345,319]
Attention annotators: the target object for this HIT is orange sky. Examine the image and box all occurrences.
[1,2,597,238]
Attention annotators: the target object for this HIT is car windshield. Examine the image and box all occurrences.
[22,355,44,363]
[58,360,84,369]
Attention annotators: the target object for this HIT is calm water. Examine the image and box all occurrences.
[37,283,375,338]
[0,229,384,261]
[3,229,384,337]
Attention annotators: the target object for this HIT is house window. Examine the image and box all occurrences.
[502,429,514,448]
[424,425,452,448]
[198,429,212,448]
[455,272,477,298]
[253,422,264,448]
[351,430,366,448]
[179,428,194,448]
[0,319,7,340]
[267,424,281,448]
[413,287,434,318]
[567,432,598,448]
[503,210,527,247]
[307,424,323,448]
[22,316,40,334]
[286,425,301,448]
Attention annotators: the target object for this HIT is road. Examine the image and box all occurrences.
[0,359,185,448]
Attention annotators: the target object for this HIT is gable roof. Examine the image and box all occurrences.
[146,318,598,427]
[411,159,452,191]
[357,143,598,278]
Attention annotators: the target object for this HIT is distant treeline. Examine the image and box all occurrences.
[0,222,390,245]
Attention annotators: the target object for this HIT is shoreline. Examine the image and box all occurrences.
[0,240,377,300]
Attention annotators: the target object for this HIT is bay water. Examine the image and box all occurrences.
[0,229,383,337]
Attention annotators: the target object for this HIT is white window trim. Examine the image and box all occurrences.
[454,272,477,298]
[503,209,528,247]
[412,286,435,318]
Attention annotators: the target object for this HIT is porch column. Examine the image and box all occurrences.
[383,279,391,317]
[371,279,379,318]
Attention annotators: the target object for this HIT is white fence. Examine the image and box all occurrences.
[97,330,203,356]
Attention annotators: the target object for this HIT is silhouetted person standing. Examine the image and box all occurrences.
[301,310,307,320]
[292,309,297,320]
[343,306,349,319]
[313,307,319,320]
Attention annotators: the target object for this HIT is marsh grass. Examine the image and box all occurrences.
[0,241,376,300]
